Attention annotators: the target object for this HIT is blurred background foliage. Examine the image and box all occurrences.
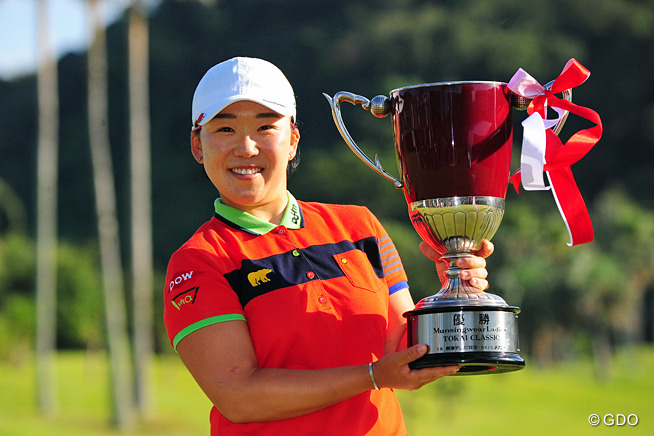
[0,0,653,374]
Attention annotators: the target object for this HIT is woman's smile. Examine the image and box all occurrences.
[230,167,263,176]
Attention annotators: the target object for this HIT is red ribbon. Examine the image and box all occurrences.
[510,59,603,246]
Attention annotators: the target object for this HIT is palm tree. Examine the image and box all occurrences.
[35,0,59,417]
[86,0,135,429]
[128,0,154,417]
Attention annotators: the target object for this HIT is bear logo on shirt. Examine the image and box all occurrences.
[248,268,273,287]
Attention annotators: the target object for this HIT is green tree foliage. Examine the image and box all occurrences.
[0,0,653,361]
[492,185,654,367]
[573,186,654,340]
[0,234,103,360]
[55,241,104,350]
[0,234,35,361]
[1,0,652,257]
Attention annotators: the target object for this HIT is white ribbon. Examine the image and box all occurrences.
[508,69,565,191]
[520,113,549,190]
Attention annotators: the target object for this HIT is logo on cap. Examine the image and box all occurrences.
[195,112,206,127]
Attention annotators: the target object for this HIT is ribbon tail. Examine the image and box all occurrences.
[520,113,550,191]
[547,168,594,246]
[509,169,522,194]
[541,99,603,169]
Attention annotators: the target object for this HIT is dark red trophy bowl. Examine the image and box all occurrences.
[325,82,529,375]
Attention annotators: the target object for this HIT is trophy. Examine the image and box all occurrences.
[324,80,572,375]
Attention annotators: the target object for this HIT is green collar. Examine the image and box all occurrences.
[213,192,303,235]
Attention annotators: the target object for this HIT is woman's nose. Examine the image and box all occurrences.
[233,135,259,156]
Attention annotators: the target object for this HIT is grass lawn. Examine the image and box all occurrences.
[0,351,211,435]
[0,346,652,435]
[397,346,654,435]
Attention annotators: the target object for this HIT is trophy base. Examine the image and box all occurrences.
[409,351,525,374]
[404,301,525,376]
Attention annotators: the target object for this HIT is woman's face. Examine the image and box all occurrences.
[191,100,299,219]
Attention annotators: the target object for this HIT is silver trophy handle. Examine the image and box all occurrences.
[547,80,572,135]
[323,91,404,188]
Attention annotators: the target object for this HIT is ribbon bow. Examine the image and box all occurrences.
[508,59,603,246]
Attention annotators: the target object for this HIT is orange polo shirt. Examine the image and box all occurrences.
[164,193,409,435]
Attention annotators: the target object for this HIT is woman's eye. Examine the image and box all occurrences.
[216,126,234,133]
[258,125,274,131]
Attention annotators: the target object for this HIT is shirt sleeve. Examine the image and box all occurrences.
[163,246,245,350]
[364,208,409,295]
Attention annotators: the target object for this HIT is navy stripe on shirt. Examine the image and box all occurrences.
[224,237,384,308]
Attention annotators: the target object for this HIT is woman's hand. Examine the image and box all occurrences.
[371,344,459,391]
[419,240,494,291]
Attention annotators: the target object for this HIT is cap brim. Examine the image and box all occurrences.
[196,95,295,128]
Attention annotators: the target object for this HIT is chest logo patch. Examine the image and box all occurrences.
[248,268,273,287]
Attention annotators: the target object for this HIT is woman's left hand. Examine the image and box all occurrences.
[419,240,494,291]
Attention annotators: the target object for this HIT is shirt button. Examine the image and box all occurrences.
[318,296,327,304]
[292,249,300,257]
[340,258,348,264]
[277,228,286,235]
[306,271,315,279]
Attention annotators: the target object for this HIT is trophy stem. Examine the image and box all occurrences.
[439,253,481,298]
[410,197,508,307]
[423,251,507,306]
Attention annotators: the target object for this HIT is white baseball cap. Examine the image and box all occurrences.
[191,57,296,130]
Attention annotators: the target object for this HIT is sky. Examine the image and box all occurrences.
[0,0,129,80]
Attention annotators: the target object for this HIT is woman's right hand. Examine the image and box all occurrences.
[371,344,459,390]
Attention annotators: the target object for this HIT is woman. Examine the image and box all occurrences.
[164,57,492,435]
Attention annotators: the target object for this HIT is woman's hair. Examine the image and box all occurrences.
[287,119,301,177]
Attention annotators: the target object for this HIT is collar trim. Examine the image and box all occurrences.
[213,192,303,235]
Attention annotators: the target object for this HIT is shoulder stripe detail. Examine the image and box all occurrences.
[384,265,405,276]
[382,256,402,268]
[378,236,405,277]
[172,314,246,350]
[378,236,394,251]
